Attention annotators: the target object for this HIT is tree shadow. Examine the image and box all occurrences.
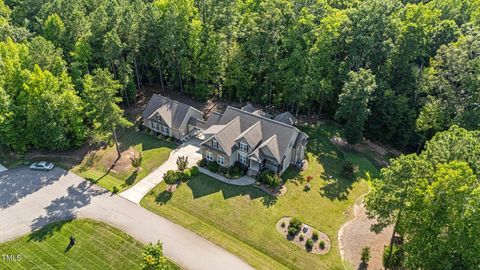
[0,167,68,209]
[29,181,108,241]
[319,173,354,201]
[261,194,277,207]
[155,190,173,205]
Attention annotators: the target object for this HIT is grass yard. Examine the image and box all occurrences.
[72,128,176,192]
[0,219,179,270]
[141,122,378,270]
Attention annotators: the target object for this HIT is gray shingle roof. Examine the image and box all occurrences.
[234,121,263,147]
[274,111,296,125]
[143,94,201,130]
[202,117,241,155]
[241,103,256,113]
[215,106,306,162]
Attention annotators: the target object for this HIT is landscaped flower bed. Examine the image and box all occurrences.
[276,217,331,254]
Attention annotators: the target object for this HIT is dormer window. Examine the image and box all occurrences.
[212,139,218,149]
[239,142,248,152]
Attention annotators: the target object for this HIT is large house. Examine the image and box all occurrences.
[143,94,308,175]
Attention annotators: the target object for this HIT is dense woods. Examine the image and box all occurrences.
[0,0,479,152]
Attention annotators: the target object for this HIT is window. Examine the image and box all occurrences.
[239,153,247,165]
[206,151,214,161]
[161,125,169,134]
[151,122,159,131]
[217,156,225,166]
[212,139,218,149]
[239,142,248,152]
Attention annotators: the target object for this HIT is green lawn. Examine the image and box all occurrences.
[0,219,179,270]
[141,122,378,270]
[72,128,176,192]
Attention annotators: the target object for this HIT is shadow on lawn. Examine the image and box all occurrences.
[299,123,364,201]
[117,127,176,153]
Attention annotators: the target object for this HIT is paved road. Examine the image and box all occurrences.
[0,167,253,270]
[120,138,203,203]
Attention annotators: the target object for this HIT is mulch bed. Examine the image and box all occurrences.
[276,217,331,255]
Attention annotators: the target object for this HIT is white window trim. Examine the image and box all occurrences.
[216,155,225,166]
[239,153,247,165]
[239,142,248,152]
[212,139,218,149]
[160,125,169,135]
[151,122,159,131]
[206,151,214,161]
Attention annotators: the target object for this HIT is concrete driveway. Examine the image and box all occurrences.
[0,167,253,270]
[120,137,203,204]
[0,164,7,173]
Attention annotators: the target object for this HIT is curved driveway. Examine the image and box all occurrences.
[0,167,253,270]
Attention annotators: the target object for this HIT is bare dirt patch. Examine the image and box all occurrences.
[338,197,393,270]
[99,147,139,174]
[276,217,331,255]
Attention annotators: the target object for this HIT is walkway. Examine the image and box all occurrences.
[0,167,254,270]
[198,167,256,186]
[119,137,203,204]
[0,164,7,173]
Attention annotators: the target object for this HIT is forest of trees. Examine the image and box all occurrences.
[0,0,479,152]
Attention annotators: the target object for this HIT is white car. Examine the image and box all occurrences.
[29,161,55,171]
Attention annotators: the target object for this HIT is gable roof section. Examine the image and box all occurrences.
[257,135,281,162]
[201,117,241,155]
[218,106,301,162]
[234,121,263,147]
[274,111,296,125]
[143,94,201,130]
[241,102,256,113]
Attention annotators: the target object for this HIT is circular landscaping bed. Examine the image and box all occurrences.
[276,217,331,254]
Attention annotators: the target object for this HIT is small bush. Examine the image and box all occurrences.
[299,233,305,241]
[319,240,325,249]
[289,218,302,231]
[164,170,178,185]
[207,161,220,173]
[281,221,286,228]
[312,231,319,240]
[383,244,404,269]
[361,247,371,265]
[257,170,282,187]
[191,166,199,176]
[131,153,143,169]
[218,166,228,175]
[306,238,314,249]
[288,227,298,236]
[112,186,119,194]
[197,159,207,167]
[182,169,192,181]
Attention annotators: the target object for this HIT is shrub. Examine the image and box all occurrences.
[312,231,319,240]
[191,166,199,176]
[281,221,286,228]
[288,227,298,236]
[289,218,302,231]
[183,169,192,181]
[164,170,178,185]
[207,161,220,173]
[257,170,282,187]
[306,238,313,249]
[306,175,313,182]
[176,156,189,172]
[131,153,142,170]
[361,247,371,265]
[176,171,187,182]
[299,233,305,241]
[319,240,325,249]
[112,186,119,194]
[218,166,228,175]
[197,159,207,168]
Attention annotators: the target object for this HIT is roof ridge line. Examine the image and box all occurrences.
[233,120,261,141]
[225,106,296,128]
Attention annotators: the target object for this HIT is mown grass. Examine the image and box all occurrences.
[72,128,176,192]
[141,122,378,270]
[0,219,180,270]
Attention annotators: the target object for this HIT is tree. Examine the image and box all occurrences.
[82,68,131,160]
[141,241,169,270]
[43,13,65,48]
[335,69,376,144]
[366,126,480,269]
[360,247,371,266]
[176,156,189,172]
